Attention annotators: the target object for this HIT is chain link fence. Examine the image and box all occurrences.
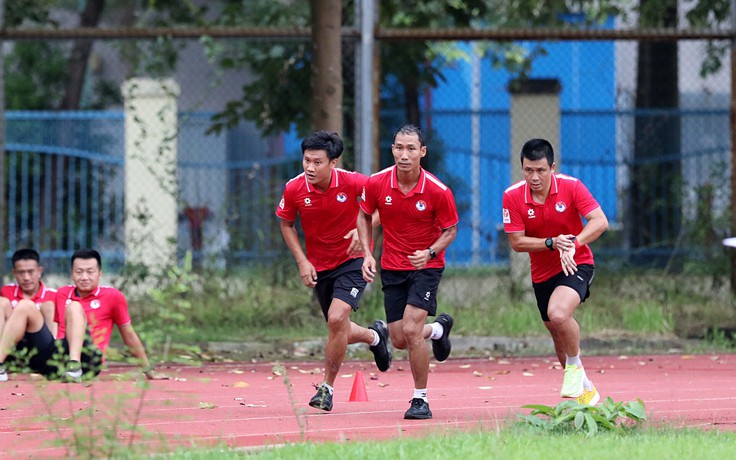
[2,27,731,275]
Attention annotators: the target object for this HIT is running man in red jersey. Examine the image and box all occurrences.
[357,124,458,420]
[502,138,609,405]
[1,248,57,336]
[277,130,391,412]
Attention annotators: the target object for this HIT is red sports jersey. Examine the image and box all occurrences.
[360,166,459,270]
[1,281,56,310]
[276,168,368,272]
[54,285,132,354]
[502,173,600,283]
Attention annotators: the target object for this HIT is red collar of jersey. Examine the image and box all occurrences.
[67,285,102,301]
[524,174,559,204]
[389,166,426,194]
[303,168,339,193]
[12,280,48,301]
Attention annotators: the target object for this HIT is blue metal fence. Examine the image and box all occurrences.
[3,106,730,273]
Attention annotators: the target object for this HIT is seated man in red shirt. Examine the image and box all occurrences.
[0,248,162,382]
[1,248,58,337]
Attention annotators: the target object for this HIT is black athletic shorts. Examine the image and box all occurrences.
[532,264,595,322]
[314,258,367,321]
[381,268,444,323]
[12,323,103,379]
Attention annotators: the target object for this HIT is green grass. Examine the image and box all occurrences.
[153,426,736,459]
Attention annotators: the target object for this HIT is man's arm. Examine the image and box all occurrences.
[357,209,377,282]
[117,323,166,380]
[576,207,609,246]
[39,300,57,338]
[408,225,458,269]
[280,219,317,287]
[507,231,553,253]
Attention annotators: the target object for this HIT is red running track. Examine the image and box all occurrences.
[0,353,734,458]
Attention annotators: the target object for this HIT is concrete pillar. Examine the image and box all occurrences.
[122,78,180,272]
[508,78,561,298]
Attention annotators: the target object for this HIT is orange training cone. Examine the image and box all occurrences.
[348,370,369,402]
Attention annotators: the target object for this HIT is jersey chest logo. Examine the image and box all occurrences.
[337,192,347,203]
[415,200,427,211]
[91,300,101,309]
[555,201,567,213]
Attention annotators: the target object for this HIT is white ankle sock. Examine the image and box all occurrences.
[429,322,444,340]
[413,388,428,402]
[321,382,334,395]
[566,354,582,367]
[369,329,380,346]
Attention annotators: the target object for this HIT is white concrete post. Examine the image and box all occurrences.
[122,78,180,271]
[508,79,561,298]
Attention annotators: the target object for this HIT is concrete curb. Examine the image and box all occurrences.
[204,335,698,361]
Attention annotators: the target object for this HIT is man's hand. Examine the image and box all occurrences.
[362,254,377,283]
[298,260,318,287]
[407,249,431,270]
[344,229,362,257]
[557,235,578,276]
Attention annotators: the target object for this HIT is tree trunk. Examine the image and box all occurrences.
[631,0,681,262]
[58,0,105,110]
[310,0,343,135]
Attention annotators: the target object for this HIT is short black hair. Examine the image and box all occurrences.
[301,130,344,160]
[12,248,40,266]
[393,124,425,146]
[520,138,554,166]
[71,248,102,269]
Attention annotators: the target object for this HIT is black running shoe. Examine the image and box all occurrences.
[404,398,432,420]
[369,319,392,372]
[309,384,333,411]
[431,313,454,362]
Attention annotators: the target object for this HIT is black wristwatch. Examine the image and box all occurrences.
[427,247,437,259]
[545,237,555,251]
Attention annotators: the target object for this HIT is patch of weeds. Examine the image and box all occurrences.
[519,397,647,436]
[31,375,166,458]
[273,363,308,440]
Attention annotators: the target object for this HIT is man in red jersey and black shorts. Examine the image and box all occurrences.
[277,130,392,412]
[357,124,458,420]
[502,138,609,406]
[1,248,58,336]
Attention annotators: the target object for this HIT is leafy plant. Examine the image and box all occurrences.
[127,252,201,361]
[519,398,647,436]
